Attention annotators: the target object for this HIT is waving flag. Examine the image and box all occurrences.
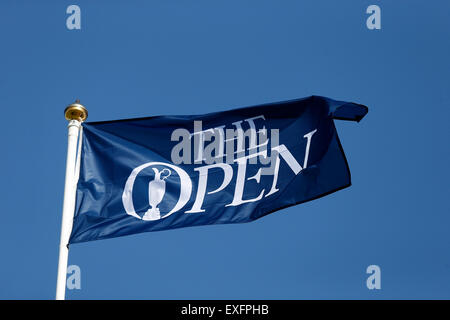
[69,96,368,243]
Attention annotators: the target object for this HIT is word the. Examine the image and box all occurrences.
[171,116,278,166]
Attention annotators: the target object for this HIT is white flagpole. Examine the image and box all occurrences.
[56,100,88,300]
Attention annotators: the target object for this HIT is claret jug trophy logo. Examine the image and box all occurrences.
[143,168,171,220]
[122,162,193,221]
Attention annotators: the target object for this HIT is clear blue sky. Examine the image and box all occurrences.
[0,0,449,299]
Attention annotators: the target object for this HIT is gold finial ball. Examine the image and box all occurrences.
[64,100,88,121]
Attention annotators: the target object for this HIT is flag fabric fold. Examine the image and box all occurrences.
[69,95,368,244]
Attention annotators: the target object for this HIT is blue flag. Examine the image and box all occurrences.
[70,96,368,243]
